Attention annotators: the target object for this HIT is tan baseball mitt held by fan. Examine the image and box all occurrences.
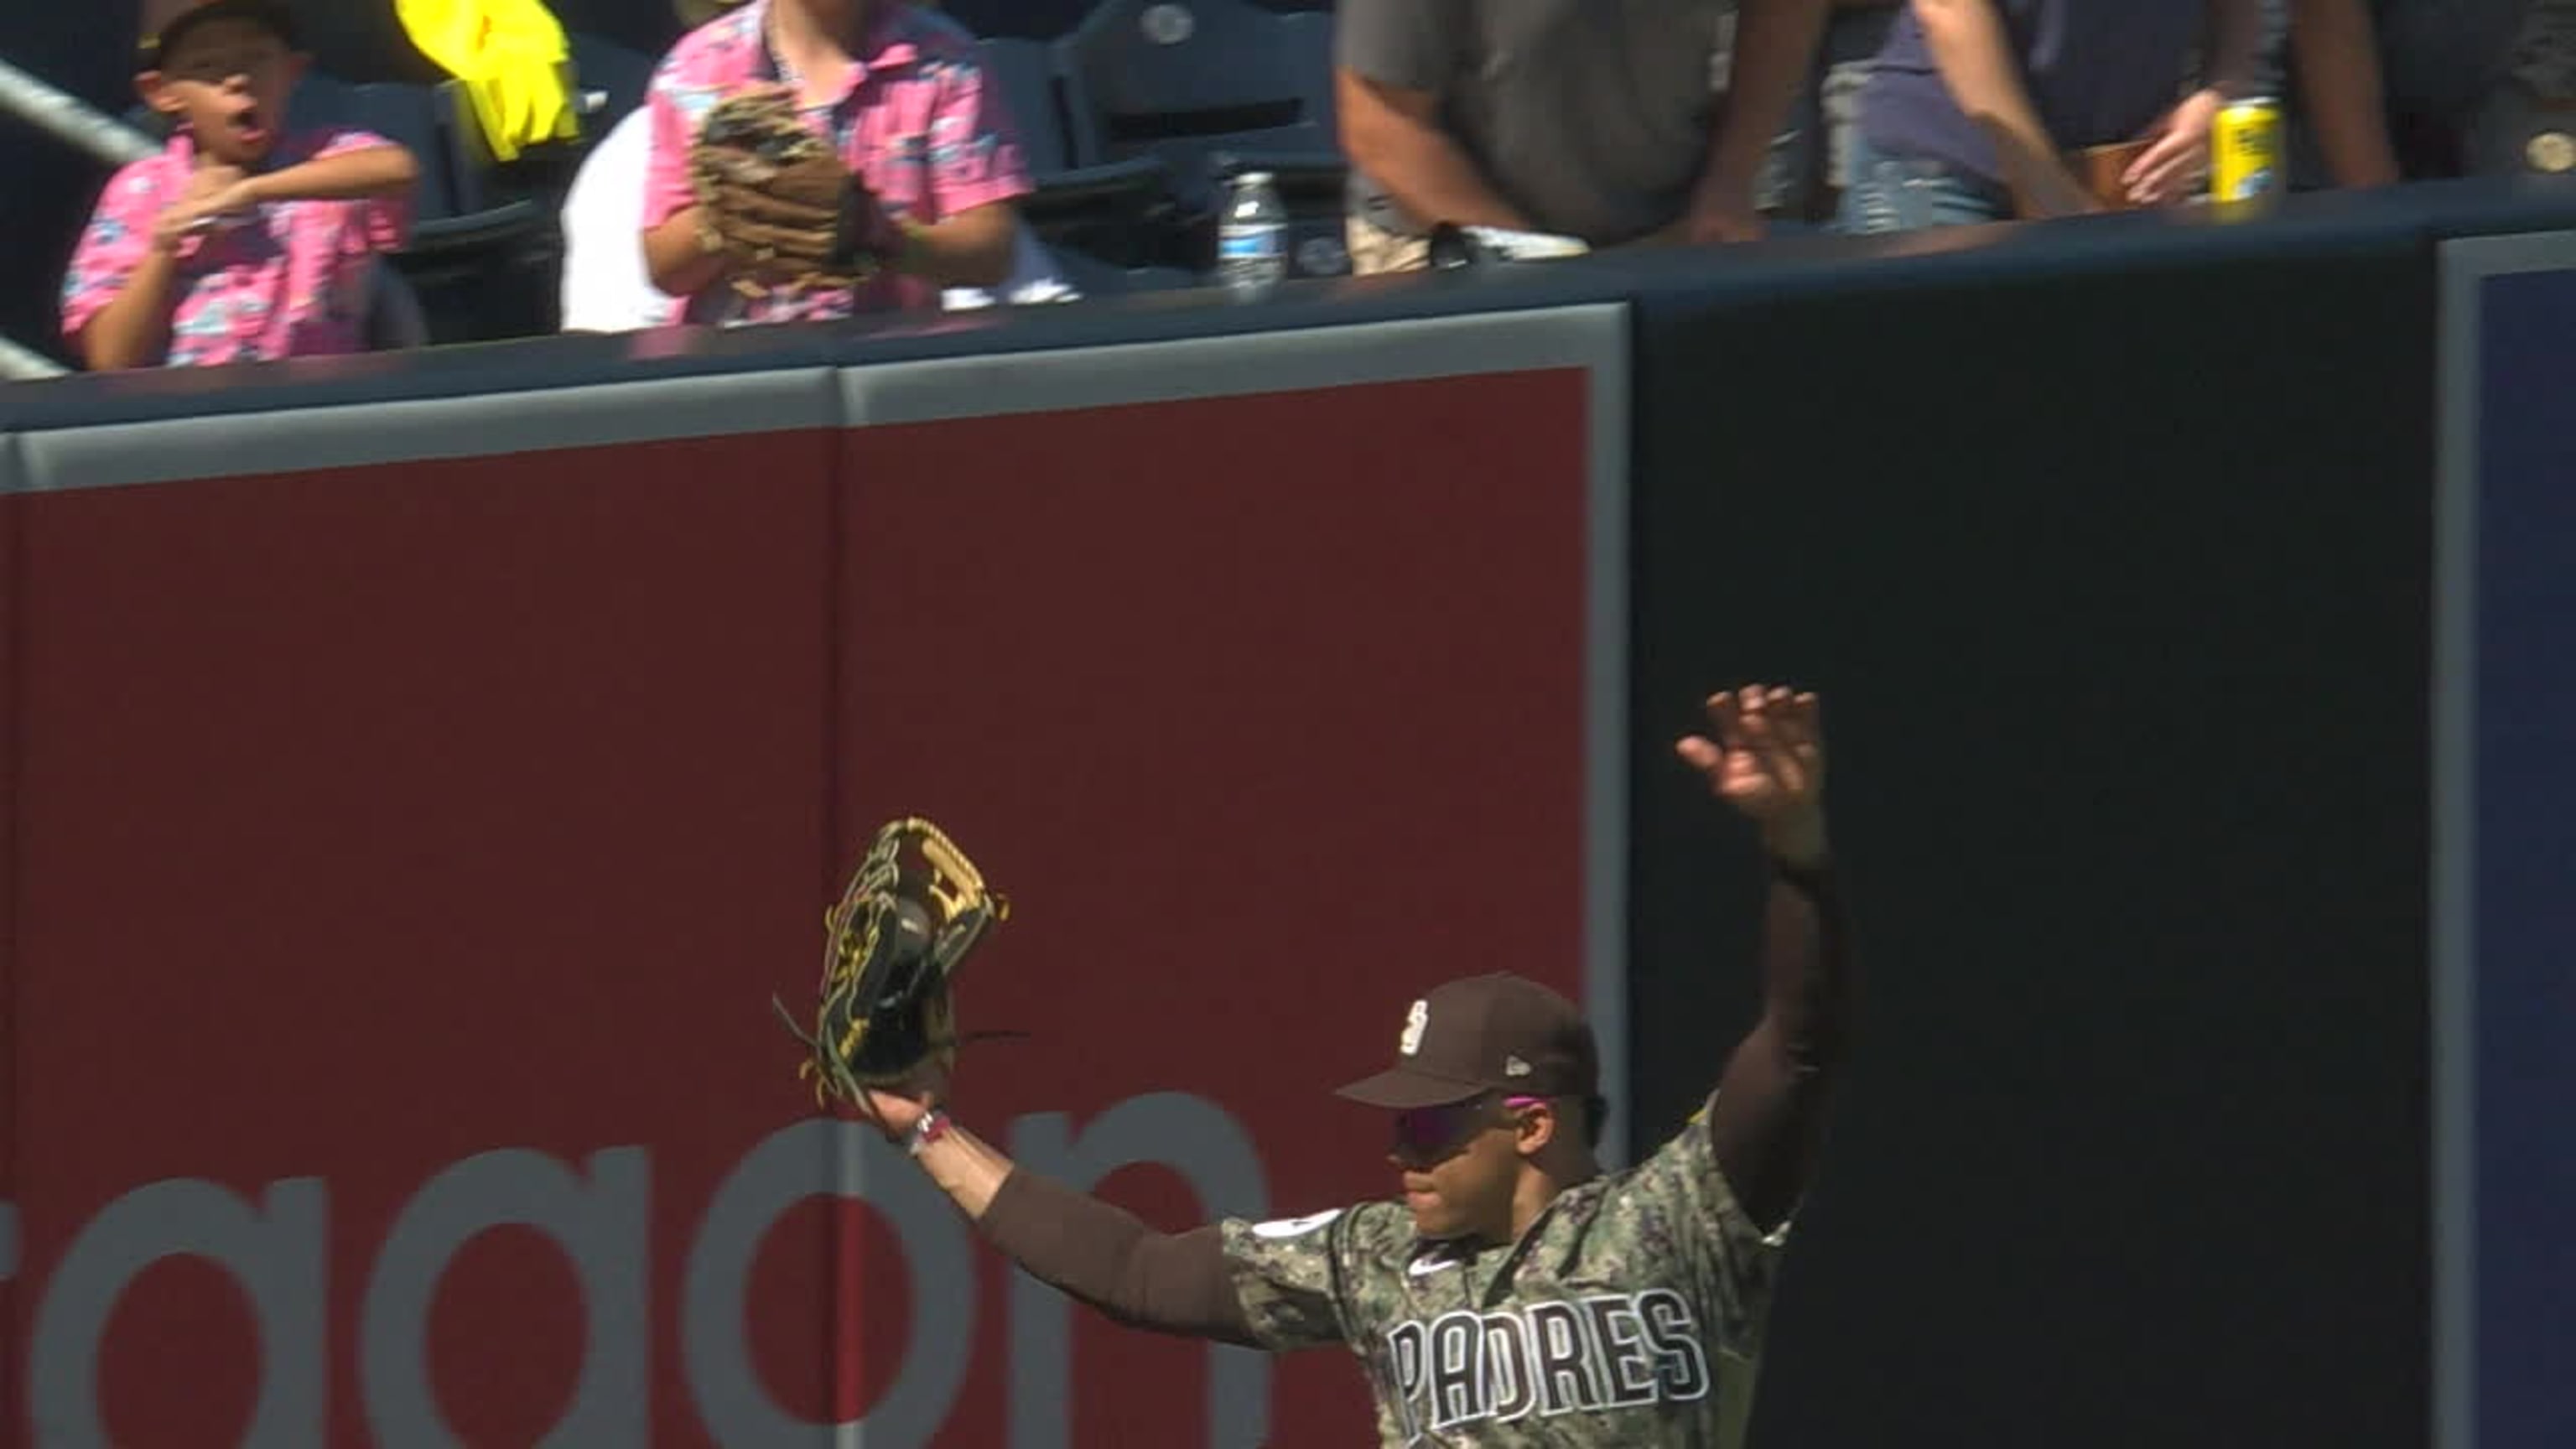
[688,87,905,297]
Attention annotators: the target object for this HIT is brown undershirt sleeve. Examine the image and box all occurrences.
[974,1166,1261,1348]
[1706,860,1857,1233]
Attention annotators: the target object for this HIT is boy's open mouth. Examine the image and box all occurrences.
[222,100,267,145]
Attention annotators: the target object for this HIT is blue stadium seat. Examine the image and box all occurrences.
[1053,0,1347,216]
[1278,10,1337,138]
[273,75,559,341]
[543,0,693,60]
[1044,247,1201,299]
[982,37,1171,195]
[566,30,660,134]
[944,0,1103,40]
[273,0,449,86]
[979,36,1182,268]
[364,267,433,351]
[948,0,1337,37]
[283,75,548,255]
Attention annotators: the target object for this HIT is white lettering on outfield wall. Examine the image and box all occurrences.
[685,1119,976,1448]
[363,1147,651,1446]
[29,1178,329,1445]
[1008,1093,1272,1449]
[1,1092,1266,1444]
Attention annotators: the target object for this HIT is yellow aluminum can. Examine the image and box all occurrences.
[2211,96,2285,202]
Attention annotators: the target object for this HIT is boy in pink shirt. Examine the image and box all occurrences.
[640,0,1036,326]
[62,0,420,371]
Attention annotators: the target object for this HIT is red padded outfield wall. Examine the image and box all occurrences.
[3,424,20,1449]
[0,306,1629,1446]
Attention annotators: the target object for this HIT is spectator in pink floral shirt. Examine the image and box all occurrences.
[63,0,419,371]
[640,0,1036,326]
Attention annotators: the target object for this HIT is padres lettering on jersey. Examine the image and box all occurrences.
[1381,1288,1712,1437]
[1219,1093,1787,1448]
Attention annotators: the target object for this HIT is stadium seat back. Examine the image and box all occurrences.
[1056,0,1345,200]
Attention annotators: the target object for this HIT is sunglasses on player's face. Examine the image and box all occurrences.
[1391,1094,1546,1156]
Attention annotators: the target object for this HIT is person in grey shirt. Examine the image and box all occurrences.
[1333,0,1831,273]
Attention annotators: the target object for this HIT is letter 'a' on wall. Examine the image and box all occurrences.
[29,1180,328,1446]
[685,1119,976,1446]
[361,1149,651,1446]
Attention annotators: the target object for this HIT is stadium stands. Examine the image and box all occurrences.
[1,0,1357,359]
[0,0,2101,361]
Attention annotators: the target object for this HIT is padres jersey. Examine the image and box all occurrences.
[1219,1094,1786,1447]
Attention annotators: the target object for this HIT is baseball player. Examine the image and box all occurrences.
[858,683,1852,1446]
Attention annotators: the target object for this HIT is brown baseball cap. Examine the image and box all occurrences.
[1336,973,1600,1110]
[139,0,299,67]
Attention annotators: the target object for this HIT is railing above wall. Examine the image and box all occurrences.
[0,53,153,167]
[0,53,158,377]
[0,336,65,382]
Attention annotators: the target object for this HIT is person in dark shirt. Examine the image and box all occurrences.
[2474,0,2576,176]
[2285,0,2535,184]
[1839,0,2267,231]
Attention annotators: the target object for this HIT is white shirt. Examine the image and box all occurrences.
[559,106,670,334]
[558,106,1077,335]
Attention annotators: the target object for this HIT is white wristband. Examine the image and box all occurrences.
[905,1109,951,1157]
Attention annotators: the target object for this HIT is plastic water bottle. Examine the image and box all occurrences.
[1217,170,1288,299]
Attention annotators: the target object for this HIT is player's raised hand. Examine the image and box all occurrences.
[1675,685,1829,866]
[852,1061,948,1143]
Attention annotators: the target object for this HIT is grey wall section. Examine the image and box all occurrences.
[1623,213,2440,1449]
[13,370,844,491]
[839,308,1618,423]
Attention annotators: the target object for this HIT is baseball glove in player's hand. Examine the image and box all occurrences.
[774,818,1011,1108]
[688,88,906,297]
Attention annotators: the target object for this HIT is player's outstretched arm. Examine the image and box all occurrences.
[852,1075,1262,1346]
[1672,685,1856,1233]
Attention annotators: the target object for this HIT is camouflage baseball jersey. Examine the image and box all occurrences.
[1218,1093,1787,1447]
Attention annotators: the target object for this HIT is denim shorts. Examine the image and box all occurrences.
[1834,132,2016,233]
